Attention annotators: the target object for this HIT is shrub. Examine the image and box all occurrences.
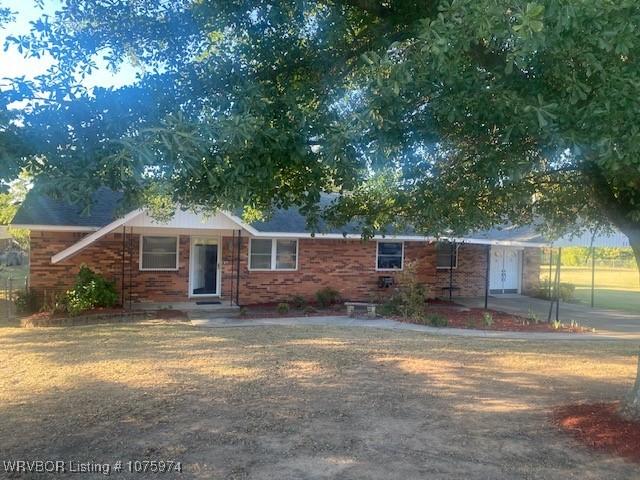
[290,295,306,309]
[482,312,494,327]
[385,261,426,320]
[378,299,400,317]
[558,283,576,301]
[41,290,68,315]
[535,280,576,302]
[277,302,290,314]
[315,287,341,308]
[66,265,118,316]
[426,313,448,327]
[13,289,40,315]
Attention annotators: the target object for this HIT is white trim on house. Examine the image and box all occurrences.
[248,238,299,271]
[220,211,262,236]
[47,207,549,266]
[139,234,180,272]
[375,240,404,271]
[188,235,222,298]
[238,230,548,247]
[16,224,99,232]
[51,209,144,264]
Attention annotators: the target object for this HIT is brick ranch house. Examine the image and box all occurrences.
[12,189,544,307]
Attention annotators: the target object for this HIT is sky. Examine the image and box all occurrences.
[0,0,138,90]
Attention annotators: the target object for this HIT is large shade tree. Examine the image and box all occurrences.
[3,1,640,414]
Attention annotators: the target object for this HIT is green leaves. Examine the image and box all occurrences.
[3,0,640,244]
[513,3,545,35]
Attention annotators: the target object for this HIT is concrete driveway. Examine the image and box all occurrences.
[458,294,640,336]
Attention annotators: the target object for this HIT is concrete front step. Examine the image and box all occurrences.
[132,301,240,318]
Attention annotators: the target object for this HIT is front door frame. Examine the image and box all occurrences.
[489,246,523,295]
[188,235,222,298]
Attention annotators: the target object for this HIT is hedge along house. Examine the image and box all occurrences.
[12,188,545,308]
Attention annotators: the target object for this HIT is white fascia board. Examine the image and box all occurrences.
[51,209,144,264]
[219,211,261,236]
[11,224,99,232]
[248,231,548,247]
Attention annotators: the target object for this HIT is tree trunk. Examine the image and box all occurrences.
[621,350,640,420]
[620,229,640,419]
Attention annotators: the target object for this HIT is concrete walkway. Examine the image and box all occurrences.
[457,294,640,335]
[191,315,640,341]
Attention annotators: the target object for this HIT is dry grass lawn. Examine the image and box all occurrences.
[0,322,638,479]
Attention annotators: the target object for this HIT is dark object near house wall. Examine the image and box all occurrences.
[378,276,395,288]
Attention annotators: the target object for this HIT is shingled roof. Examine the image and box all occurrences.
[11,188,547,244]
[12,188,123,228]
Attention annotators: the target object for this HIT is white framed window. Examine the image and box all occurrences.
[436,242,459,269]
[249,238,298,271]
[376,241,404,271]
[140,235,179,271]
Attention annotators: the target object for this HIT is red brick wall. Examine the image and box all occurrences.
[434,244,490,298]
[30,231,125,299]
[521,247,541,295]
[30,231,509,306]
[29,231,190,304]
[220,238,491,304]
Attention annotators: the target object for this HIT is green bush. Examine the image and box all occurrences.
[65,265,118,316]
[290,295,306,309]
[315,287,341,308]
[277,302,290,314]
[13,289,39,314]
[535,280,576,302]
[378,299,400,317]
[385,261,426,320]
[426,313,448,327]
[482,312,493,327]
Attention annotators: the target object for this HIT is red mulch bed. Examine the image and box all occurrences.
[402,303,590,333]
[553,402,640,463]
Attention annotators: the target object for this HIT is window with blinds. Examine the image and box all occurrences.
[140,236,179,270]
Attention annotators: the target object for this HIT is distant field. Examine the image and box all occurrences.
[542,266,640,313]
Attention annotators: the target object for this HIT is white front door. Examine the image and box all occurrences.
[490,247,521,294]
[189,237,220,297]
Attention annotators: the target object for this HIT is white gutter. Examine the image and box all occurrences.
[12,224,99,232]
[220,211,262,236]
[48,206,548,265]
[51,209,144,264]
[239,231,548,247]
